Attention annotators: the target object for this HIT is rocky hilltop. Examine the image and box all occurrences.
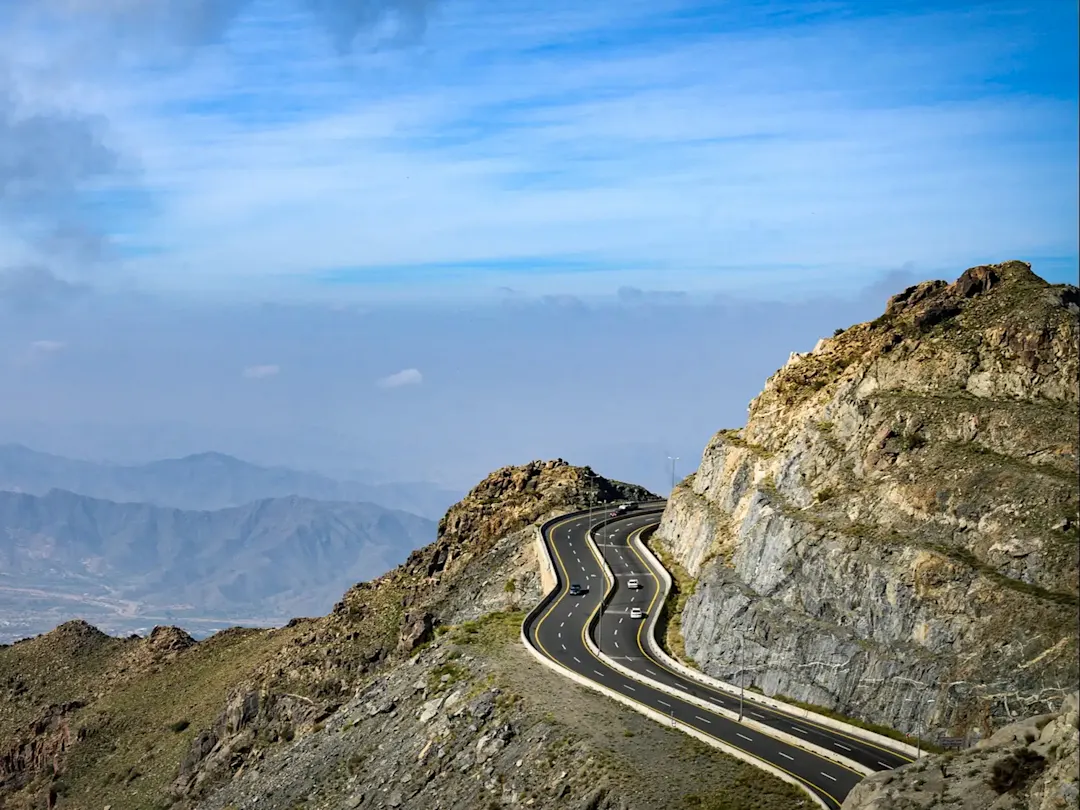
[842,691,1078,810]
[4,461,808,810]
[656,261,1079,739]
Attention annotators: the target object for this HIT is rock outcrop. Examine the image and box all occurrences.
[656,261,1079,738]
[842,692,1079,809]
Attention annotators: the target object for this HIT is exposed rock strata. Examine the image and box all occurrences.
[841,692,1079,809]
[657,261,1079,738]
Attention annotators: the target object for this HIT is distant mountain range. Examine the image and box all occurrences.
[0,444,461,519]
[0,488,436,642]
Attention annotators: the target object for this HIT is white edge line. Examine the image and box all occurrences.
[588,521,872,777]
[523,514,830,810]
[629,528,921,761]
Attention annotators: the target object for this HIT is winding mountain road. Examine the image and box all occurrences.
[523,502,915,809]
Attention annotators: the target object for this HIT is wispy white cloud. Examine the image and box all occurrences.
[0,0,1075,299]
[30,339,66,353]
[9,337,68,368]
[242,364,280,379]
[376,368,422,389]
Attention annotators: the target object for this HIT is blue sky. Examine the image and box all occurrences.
[1,0,1076,301]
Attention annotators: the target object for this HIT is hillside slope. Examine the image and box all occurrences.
[656,260,1079,740]
[0,490,435,641]
[0,446,461,519]
[2,461,809,810]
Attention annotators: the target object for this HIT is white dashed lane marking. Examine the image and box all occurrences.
[779,752,794,761]
[736,733,753,742]
[820,772,837,782]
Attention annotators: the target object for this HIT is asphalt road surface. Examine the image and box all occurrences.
[524,503,915,809]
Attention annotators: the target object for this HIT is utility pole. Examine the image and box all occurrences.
[587,484,597,561]
[668,455,679,494]
[739,637,745,722]
[904,696,935,758]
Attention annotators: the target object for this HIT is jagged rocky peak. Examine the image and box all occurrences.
[438,458,654,548]
[117,626,197,672]
[658,260,1078,740]
[33,619,111,652]
[392,459,653,586]
[144,625,196,653]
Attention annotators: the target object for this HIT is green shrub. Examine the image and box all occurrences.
[814,486,836,503]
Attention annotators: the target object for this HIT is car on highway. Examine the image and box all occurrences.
[630,607,644,619]
[627,578,640,589]
[569,583,585,596]
[608,502,638,517]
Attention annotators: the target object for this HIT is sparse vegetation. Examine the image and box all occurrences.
[643,530,698,666]
[448,610,526,649]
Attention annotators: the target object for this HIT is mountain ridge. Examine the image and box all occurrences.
[0,444,461,519]
[0,488,436,642]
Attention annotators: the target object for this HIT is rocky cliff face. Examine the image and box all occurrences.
[656,261,1079,739]
[841,692,1079,810]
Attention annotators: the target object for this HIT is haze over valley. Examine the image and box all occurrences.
[0,479,436,643]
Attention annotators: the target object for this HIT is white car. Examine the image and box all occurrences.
[627,578,640,590]
[630,607,644,620]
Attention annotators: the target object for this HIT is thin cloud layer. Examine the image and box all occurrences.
[0,265,992,490]
[0,266,90,312]
[242,364,280,379]
[376,368,422,389]
[0,0,1073,299]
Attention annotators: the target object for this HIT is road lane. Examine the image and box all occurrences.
[525,504,862,808]
[594,518,913,774]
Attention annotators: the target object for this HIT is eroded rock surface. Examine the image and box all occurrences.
[657,261,1079,737]
[842,692,1079,809]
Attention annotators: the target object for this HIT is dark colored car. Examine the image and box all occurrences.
[569,583,584,595]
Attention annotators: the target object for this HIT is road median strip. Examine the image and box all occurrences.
[522,508,834,810]
[585,520,872,778]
